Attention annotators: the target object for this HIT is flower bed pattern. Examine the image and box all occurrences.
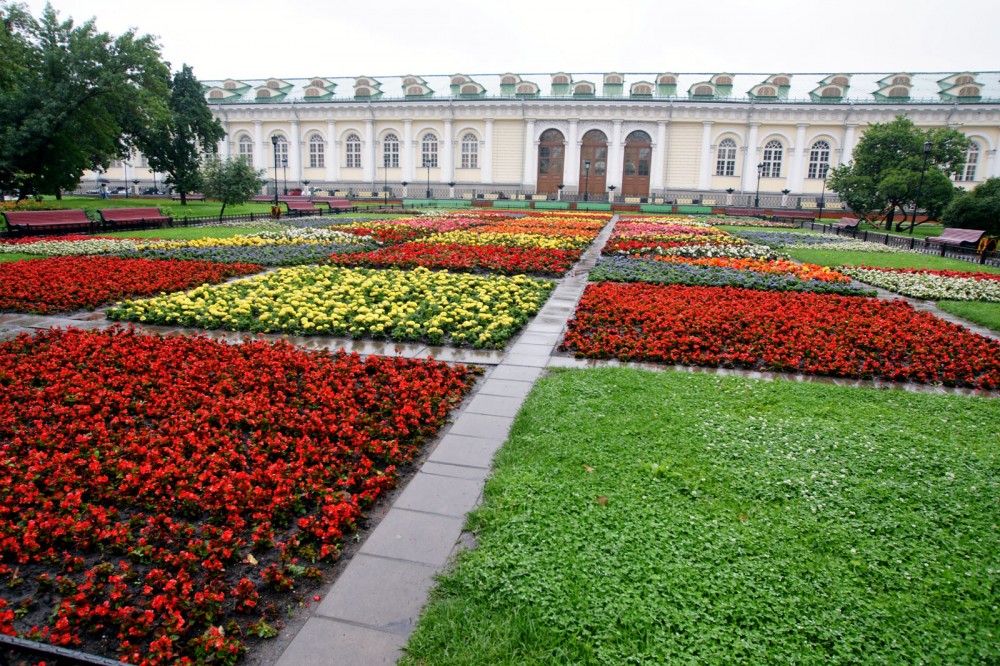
[560,282,1000,389]
[0,256,263,313]
[841,266,1000,302]
[118,242,372,266]
[0,327,475,662]
[331,242,582,276]
[108,266,553,347]
[589,256,872,296]
[651,255,851,283]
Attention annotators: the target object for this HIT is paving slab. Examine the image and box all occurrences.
[419,460,492,481]
[315,555,438,633]
[426,433,507,468]
[515,331,563,346]
[475,378,536,398]
[447,412,514,438]
[393,472,484,517]
[488,365,545,382]
[463,393,526,417]
[358,508,465,567]
[274,618,405,666]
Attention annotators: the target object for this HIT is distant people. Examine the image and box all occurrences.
[99,183,110,199]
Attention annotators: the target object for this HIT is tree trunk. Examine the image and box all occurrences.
[218,203,226,221]
[55,191,62,200]
[885,206,895,230]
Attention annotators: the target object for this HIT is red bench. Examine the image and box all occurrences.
[284,201,322,216]
[312,197,357,213]
[99,208,172,229]
[831,216,861,231]
[724,208,764,217]
[926,228,986,249]
[2,209,93,235]
[771,210,816,221]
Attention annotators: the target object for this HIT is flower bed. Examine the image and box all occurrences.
[117,241,373,266]
[420,230,590,250]
[0,327,475,662]
[0,237,157,256]
[108,266,553,347]
[730,230,919,254]
[560,282,1000,389]
[841,266,1000,302]
[588,256,871,296]
[331,242,582,276]
[0,256,263,313]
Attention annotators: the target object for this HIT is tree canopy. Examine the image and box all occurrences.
[828,116,970,230]
[0,1,170,197]
[941,178,1000,235]
[200,156,266,219]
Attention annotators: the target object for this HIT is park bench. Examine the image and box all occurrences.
[171,193,205,201]
[284,201,322,216]
[98,207,172,230]
[831,217,861,231]
[925,228,986,249]
[724,208,764,218]
[250,195,275,203]
[2,209,93,236]
[312,197,357,213]
[771,210,816,222]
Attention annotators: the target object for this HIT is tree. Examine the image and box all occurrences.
[139,65,224,205]
[941,178,1000,236]
[0,2,170,198]
[828,116,970,231]
[200,156,266,220]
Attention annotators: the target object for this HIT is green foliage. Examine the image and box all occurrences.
[941,177,1000,235]
[199,156,266,219]
[402,369,1000,665]
[828,116,970,228]
[139,64,225,204]
[0,2,170,197]
[936,299,1000,333]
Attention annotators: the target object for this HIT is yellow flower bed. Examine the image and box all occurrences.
[107,266,554,348]
[149,236,333,249]
[417,230,591,250]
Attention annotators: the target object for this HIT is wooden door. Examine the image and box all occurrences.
[578,130,608,199]
[622,130,652,197]
[536,129,565,195]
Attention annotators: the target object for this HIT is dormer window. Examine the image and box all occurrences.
[223,81,236,90]
[830,76,849,86]
[573,82,594,95]
[515,83,538,95]
[357,78,371,86]
[955,75,974,85]
[451,75,469,86]
[958,86,980,97]
[892,75,910,85]
[821,86,842,97]
[553,75,570,85]
[631,83,653,95]
[209,90,224,99]
[355,87,373,97]
[658,74,677,85]
[256,89,271,98]
[756,86,776,97]
[604,74,623,84]
[402,76,420,86]
[266,80,281,89]
[501,75,519,85]
[406,85,424,95]
[310,79,326,88]
[460,83,481,95]
[888,86,909,97]
[714,75,732,85]
[304,87,323,97]
[694,85,713,96]
[771,76,790,86]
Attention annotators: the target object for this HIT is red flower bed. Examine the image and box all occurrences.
[855,265,1000,281]
[0,327,475,662]
[560,283,1000,389]
[330,242,582,275]
[0,256,263,313]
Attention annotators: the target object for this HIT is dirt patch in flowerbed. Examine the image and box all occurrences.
[0,326,477,663]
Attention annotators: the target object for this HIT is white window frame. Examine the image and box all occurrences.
[308,135,325,168]
[460,133,478,169]
[345,134,362,169]
[238,136,254,166]
[716,138,737,176]
[960,143,980,182]
[761,139,783,178]
[383,133,400,168]
[421,132,439,168]
[807,140,831,179]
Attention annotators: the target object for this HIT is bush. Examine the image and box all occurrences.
[942,177,1000,234]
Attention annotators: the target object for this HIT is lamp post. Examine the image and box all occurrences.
[383,155,389,204]
[818,168,828,224]
[270,135,279,206]
[402,181,408,198]
[754,162,764,208]
[425,162,431,199]
[302,180,310,197]
[557,183,565,201]
[909,140,933,233]
[583,160,591,202]
[152,170,158,195]
[607,184,616,203]
[281,158,288,195]
[123,161,128,199]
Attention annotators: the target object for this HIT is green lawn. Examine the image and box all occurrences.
[402,368,999,665]
[784,248,1000,274]
[937,300,1000,332]
[0,253,43,262]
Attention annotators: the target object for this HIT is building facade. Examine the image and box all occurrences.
[86,72,1000,204]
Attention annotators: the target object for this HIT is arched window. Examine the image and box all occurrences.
[807,140,831,179]
[658,74,677,85]
[958,86,980,97]
[345,133,361,169]
[714,75,732,85]
[501,75,518,85]
[460,133,479,169]
[771,76,790,86]
[238,135,254,166]
[266,80,280,89]
[209,90,223,99]
[960,143,980,182]
[421,132,438,168]
[830,76,849,86]
[693,85,713,96]
[309,135,325,169]
[383,133,399,168]
[223,81,236,90]
[272,135,288,168]
[888,86,909,97]
[256,89,271,99]
[756,86,776,97]
[892,75,910,85]
[716,138,737,177]
[761,140,783,178]
[821,86,842,97]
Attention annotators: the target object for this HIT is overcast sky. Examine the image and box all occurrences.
[21,0,1000,80]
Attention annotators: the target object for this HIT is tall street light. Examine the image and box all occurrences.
[425,160,431,199]
[817,166,828,224]
[909,140,933,233]
[754,162,764,208]
[270,135,280,206]
[383,154,390,204]
[281,158,288,195]
[583,160,591,202]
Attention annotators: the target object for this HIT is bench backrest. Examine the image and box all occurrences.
[3,209,91,225]
[936,228,986,243]
[839,217,860,227]
[279,196,312,202]
[725,208,756,216]
[285,201,319,210]
[100,208,167,221]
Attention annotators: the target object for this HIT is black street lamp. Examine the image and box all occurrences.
[270,135,280,205]
[401,181,408,198]
[281,158,288,195]
[583,160,591,201]
[754,162,764,208]
[607,184,616,202]
[909,140,933,233]
[425,161,431,199]
[383,155,390,203]
[818,167,828,223]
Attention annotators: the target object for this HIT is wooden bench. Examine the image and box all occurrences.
[171,193,205,201]
[724,208,763,218]
[99,207,172,229]
[312,197,357,213]
[772,210,816,222]
[2,209,93,235]
[926,228,986,249]
[284,201,323,216]
[831,216,861,231]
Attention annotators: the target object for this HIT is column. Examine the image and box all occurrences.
[698,121,714,190]
[442,119,455,184]
[608,119,623,189]
[788,123,807,192]
[651,121,667,193]
[363,118,375,183]
[402,120,414,182]
[522,118,536,188]
[219,120,230,157]
[326,121,338,183]
[840,124,858,166]
[290,120,302,184]
[565,119,580,188]
[253,120,264,171]
[988,149,999,178]
[740,122,760,193]
[480,119,494,184]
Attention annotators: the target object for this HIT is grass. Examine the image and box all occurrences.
[401,368,1000,665]
[0,253,42,262]
[784,248,1000,274]
[937,300,1000,332]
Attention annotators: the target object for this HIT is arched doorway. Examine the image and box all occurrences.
[536,129,565,195]
[622,130,652,197]
[579,130,608,199]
